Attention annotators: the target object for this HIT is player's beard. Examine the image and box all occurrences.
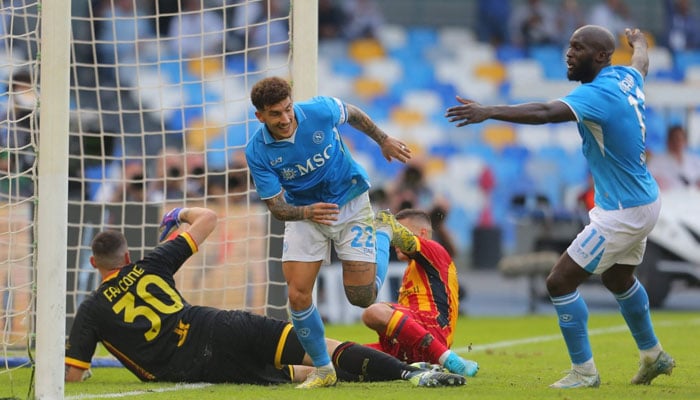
[567,57,596,83]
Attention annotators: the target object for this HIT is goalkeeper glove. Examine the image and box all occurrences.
[159,207,183,241]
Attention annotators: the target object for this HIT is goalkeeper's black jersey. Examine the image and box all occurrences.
[65,233,219,381]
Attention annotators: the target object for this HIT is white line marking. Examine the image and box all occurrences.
[66,383,212,399]
[454,318,700,354]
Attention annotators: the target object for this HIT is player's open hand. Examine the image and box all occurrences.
[305,202,340,225]
[445,96,488,127]
[159,207,183,241]
[380,136,411,163]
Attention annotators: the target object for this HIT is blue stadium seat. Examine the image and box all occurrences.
[331,56,363,78]
[644,106,668,154]
[406,26,438,53]
[496,44,527,63]
[530,45,566,80]
[673,50,700,80]
[84,164,105,201]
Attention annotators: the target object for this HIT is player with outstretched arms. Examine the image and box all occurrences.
[445,26,674,388]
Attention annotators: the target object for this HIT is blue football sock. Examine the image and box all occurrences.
[615,278,658,350]
[375,231,390,293]
[290,304,330,366]
[551,290,593,364]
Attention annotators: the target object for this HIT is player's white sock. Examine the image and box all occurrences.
[572,358,597,375]
[640,343,663,362]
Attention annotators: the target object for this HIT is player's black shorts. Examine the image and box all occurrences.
[201,310,306,384]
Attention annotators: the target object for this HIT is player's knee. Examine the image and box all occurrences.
[545,273,567,297]
[361,303,384,329]
[287,287,313,310]
[345,283,376,308]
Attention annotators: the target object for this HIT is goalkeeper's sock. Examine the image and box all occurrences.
[551,290,593,365]
[386,309,447,364]
[615,278,659,352]
[375,231,390,293]
[332,341,417,382]
[290,304,331,367]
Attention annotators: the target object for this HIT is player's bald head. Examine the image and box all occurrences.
[573,25,616,55]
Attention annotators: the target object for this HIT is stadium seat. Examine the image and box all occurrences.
[474,61,507,85]
[549,124,581,154]
[402,89,443,116]
[644,106,670,154]
[647,47,674,78]
[529,45,566,80]
[515,125,553,152]
[482,123,515,150]
[331,56,363,78]
[437,26,477,50]
[674,50,700,79]
[496,44,527,63]
[353,77,387,99]
[83,164,105,201]
[187,57,223,78]
[685,65,700,83]
[506,59,544,83]
[365,57,403,84]
[390,107,425,127]
[375,24,407,52]
[406,26,439,52]
[348,38,386,63]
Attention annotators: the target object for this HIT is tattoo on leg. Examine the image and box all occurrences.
[345,283,377,308]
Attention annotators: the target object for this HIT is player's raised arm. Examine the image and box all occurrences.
[626,28,649,78]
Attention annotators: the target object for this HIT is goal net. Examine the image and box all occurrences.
[1,0,317,398]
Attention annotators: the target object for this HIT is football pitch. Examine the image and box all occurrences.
[2,312,699,400]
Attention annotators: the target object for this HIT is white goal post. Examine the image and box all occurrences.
[0,1,318,398]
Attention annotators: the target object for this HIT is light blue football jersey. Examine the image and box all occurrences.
[560,65,658,210]
[246,96,370,207]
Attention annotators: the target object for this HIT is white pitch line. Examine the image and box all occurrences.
[454,317,700,354]
[66,383,212,399]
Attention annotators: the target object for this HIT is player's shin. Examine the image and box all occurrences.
[375,231,390,292]
[290,304,332,367]
[332,341,416,382]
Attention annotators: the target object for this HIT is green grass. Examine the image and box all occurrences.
[2,312,699,400]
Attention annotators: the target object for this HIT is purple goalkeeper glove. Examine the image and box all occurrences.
[159,207,183,241]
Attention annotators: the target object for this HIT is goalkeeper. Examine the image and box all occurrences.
[64,207,464,388]
[364,209,479,378]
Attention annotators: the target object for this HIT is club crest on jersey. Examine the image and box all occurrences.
[312,131,324,144]
[281,167,297,181]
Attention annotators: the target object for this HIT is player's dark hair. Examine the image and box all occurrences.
[395,208,431,225]
[250,76,292,111]
[91,230,128,268]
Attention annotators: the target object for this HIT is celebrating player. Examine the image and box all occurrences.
[245,76,411,387]
[363,209,479,377]
[65,207,465,388]
[446,26,675,388]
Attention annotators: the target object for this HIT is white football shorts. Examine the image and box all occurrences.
[567,198,661,274]
[282,191,376,264]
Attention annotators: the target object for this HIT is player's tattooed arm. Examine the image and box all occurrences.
[264,193,307,221]
[346,103,387,145]
[264,193,339,225]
